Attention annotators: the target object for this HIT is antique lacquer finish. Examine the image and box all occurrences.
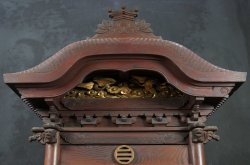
[3,7,246,165]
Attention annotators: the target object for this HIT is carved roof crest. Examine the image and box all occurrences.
[93,7,160,38]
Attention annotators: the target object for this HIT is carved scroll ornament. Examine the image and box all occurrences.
[192,126,220,144]
[29,128,57,144]
[29,124,61,144]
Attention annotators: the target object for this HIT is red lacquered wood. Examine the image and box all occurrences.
[44,144,54,165]
[194,143,206,165]
[44,132,61,165]
[188,132,206,165]
[60,145,189,165]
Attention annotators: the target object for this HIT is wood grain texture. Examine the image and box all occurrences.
[44,144,55,165]
[60,145,189,165]
[44,132,61,165]
[60,132,188,145]
[4,38,246,82]
[60,97,188,110]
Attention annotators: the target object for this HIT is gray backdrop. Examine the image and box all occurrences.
[0,0,249,165]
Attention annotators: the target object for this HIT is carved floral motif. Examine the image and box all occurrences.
[96,20,153,35]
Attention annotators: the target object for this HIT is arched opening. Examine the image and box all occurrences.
[64,69,185,99]
[59,70,191,111]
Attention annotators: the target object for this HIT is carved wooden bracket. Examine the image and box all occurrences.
[189,97,204,121]
[29,128,57,144]
[29,124,61,144]
[146,115,171,126]
[80,116,101,126]
[112,115,137,125]
[192,126,220,144]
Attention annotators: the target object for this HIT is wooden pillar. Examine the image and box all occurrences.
[189,132,206,165]
[193,143,206,165]
[44,132,60,165]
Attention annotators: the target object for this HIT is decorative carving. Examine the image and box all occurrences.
[29,124,61,144]
[151,115,169,125]
[192,126,220,144]
[188,122,206,129]
[190,104,200,121]
[108,7,138,21]
[94,7,159,38]
[96,20,154,36]
[80,116,101,125]
[29,128,57,144]
[64,75,184,99]
[112,115,137,125]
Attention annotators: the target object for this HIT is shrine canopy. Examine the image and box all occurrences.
[3,7,246,102]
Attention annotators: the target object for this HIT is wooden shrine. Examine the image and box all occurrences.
[3,7,247,165]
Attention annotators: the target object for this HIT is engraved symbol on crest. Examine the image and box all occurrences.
[114,145,135,165]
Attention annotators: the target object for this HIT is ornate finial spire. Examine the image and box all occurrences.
[108,6,138,21]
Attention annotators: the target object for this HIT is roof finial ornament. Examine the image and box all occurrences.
[108,6,138,21]
[93,7,159,38]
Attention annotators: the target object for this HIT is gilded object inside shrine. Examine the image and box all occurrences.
[64,75,184,99]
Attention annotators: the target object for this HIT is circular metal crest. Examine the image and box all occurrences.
[114,145,135,165]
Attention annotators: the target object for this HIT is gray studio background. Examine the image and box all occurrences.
[0,0,249,165]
